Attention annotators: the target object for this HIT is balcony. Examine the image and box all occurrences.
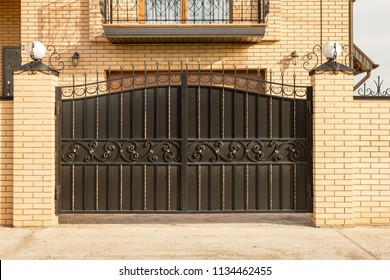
[352,44,379,75]
[100,0,269,44]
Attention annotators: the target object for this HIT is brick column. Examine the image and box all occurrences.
[0,102,14,226]
[311,73,355,227]
[13,74,58,227]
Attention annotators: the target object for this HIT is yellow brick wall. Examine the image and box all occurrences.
[311,73,390,227]
[18,0,350,87]
[352,100,390,225]
[0,102,13,226]
[0,0,21,94]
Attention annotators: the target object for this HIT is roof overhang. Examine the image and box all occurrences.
[352,44,379,75]
[103,24,267,44]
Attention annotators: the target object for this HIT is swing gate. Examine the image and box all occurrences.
[57,68,312,213]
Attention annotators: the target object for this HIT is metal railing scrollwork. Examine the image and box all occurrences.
[100,0,269,24]
[355,76,390,98]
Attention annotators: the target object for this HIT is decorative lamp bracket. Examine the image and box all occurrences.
[304,42,355,76]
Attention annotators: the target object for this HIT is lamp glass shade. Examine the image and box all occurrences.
[27,41,46,60]
[72,52,80,66]
[322,41,342,60]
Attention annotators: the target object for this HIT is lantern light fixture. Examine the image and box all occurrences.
[72,51,80,67]
[291,50,299,66]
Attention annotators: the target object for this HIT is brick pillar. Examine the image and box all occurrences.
[311,73,355,227]
[0,102,14,226]
[13,74,58,227]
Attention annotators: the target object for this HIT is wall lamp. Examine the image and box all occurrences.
[322,41,342,61]
[28,41,47,62]
[13,41,59,76]
[309,41,354,76]
[291,50,299,66]
[72,51,80,67]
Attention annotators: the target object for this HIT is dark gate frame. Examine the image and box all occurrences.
[56,63,313,214]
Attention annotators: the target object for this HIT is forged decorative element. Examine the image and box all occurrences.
[47,45,65,72]
[356,76,390,97]
[62,140,181,163]
[62,139,180,164]
[188,139,308,163]
[303,45,322,72]
[13,61,60,76]
[342,45,360,70]
[101,0,269,24]
[12,44,65,76]
[304,44,355,75]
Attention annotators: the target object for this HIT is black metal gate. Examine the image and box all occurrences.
[57,66,312,213]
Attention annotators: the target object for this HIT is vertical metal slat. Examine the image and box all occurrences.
[181,69,189,212]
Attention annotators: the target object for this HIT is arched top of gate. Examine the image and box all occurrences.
[60,67,310,100]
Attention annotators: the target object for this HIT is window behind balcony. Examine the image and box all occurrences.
[145,0,181,24]
[145,0,230,24]
[188,0,229,23]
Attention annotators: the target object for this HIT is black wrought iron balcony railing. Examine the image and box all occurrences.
[101,0,270,24]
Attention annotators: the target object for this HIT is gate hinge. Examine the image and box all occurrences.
[307,101,313,116]
[55,185,61,200]
[307,184,313,200]
[55,101,61,116]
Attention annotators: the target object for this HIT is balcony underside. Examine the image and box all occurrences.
[103,24,267,44]
[352,44,379,75]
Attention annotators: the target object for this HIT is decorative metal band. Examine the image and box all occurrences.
[188,139,308,163]
[61,73,182,98]
[187,72,308,97]
[62,138,308,164]
[62,139,181,164]
[61,69,308,99]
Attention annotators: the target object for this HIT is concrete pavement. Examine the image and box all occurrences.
[1,214,389,260]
